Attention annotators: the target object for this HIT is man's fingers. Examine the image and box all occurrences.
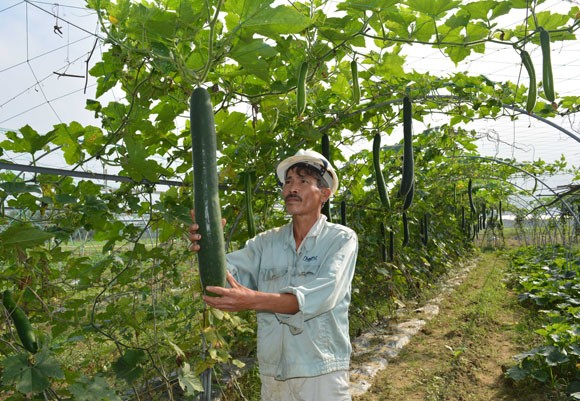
[205,286,227,296]
[226,272,239,287]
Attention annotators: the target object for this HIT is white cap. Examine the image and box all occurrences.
[276,149,339,195]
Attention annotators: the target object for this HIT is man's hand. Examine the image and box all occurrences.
[188,209,225,252]
[203,273,257,312]
[204,273,300,315]
[188,210,202,252]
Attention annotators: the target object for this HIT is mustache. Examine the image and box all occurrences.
[285,194,302,202]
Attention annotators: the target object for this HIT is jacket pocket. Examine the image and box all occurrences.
[292,263,321,286]
[259,267,288,292]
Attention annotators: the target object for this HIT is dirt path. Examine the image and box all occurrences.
[353,252,557,401]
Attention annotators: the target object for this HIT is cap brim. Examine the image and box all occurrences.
[276,155,338,195]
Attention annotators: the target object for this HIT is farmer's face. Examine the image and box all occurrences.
[282,167,330,216]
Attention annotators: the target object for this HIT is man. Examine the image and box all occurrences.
[189,149,358,401]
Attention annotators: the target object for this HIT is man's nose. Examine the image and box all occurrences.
[284,181,297,192]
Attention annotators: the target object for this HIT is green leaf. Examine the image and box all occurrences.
[127,6,177,43]
[505,364,529,381]
[458,1,511,21]
[569,344,580,356]
[69,375,122,401]
[1,350,64,395]
[445,11,470,29]
[112,349,147,384]
[444,43,472,64]
[406,0,462,18]
[337,0,399,12]
[215,111,253,144]
[50,122,86,164]
[383,9,418,39]
[530,366,550,383]
[319,16,362,41]
[0,182,41,196]
[225,0,310,39]
[178,363,204,395]
[534,11,570,30]
[81,126,106,157]
[0,223,54,251]
[0,125,55,155]
[466,22,489,42]
[413,14,436,42]
[122,134,166,183]
[374,52,406,78]
[232,359,246,368]
[229,39,277,82]
[545,347,569,366]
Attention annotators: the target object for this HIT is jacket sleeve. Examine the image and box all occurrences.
[275,230,358,334]
[225,235,262,291]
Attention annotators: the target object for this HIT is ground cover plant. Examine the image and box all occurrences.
[505,245,580,399]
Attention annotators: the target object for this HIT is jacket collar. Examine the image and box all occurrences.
[284,215,327,250]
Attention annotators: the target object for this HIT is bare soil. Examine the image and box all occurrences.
[353,252,563,401]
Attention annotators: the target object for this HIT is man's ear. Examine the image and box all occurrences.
[321,187,331,204]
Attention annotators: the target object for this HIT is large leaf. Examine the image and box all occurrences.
[122,134,168,183]
[112,349,147,384]
[89,49,125,98]
[406,0,462,18]
[0,350,64,394]
[69,375,122,401]
[0,223,54,251]
[125,4,177,43]
[228,39,278,82]
[50,122,88,165]
[0,182,41,196]
[545,347,569,366]
[225,0,310,39]
[458,1,511,21]
[337,0,399,11]
[0,125,55,155]
[177,363,204,395]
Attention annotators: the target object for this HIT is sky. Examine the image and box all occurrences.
[0,1,103,134]
[1,0,579,195]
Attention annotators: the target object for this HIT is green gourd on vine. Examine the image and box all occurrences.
[351,59,360,104]
[402,181,414,212]
[380,222,387,262]
[538,27,555,102]
[520,50,537,113]
[3,290,38,353]
[296,61,308,117]
[402,212,409,247]
[190,87,227,292]
[372,132,390,209]
[399,96,414,199]
[468,178,476,215]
